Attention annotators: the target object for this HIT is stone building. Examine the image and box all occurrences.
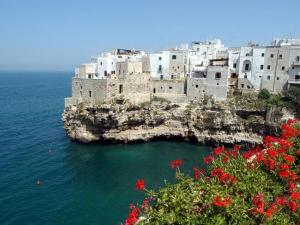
[149,48,187,80]
[187,58,228,101]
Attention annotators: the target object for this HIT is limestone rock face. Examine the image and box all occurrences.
[62,101,292,145]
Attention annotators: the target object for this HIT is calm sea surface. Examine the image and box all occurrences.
[0,71,212,225]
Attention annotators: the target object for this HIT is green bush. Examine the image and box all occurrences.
[124,119,300,225]
[258,89,271,100]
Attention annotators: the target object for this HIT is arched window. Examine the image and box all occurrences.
[243,60,251,72]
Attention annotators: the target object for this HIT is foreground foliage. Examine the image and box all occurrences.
[124,119,300,225]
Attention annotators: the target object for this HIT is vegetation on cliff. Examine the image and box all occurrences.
[124,119,300,225]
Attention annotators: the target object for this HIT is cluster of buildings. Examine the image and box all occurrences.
[65,38,300,106]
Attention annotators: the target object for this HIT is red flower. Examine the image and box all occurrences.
[125,204,140,225]
[213,146,224,155]
[282,154,295,164]
[211,168,236,184]
[290,192,300,200]
[296,150,300,156]
[289,181,296,192]
[242,145,261,159]
[213,196,231,207]
[287,201,298,212]
[135,179,145,191]
[278,170,290,179]
[141,198,150,209]
[221,156,230,163]
[233,144,241,152]
[263,159,275,170]
[290,171,298,181]
[279,163,290,170]
[252,193,265,214]
[266,149,278,159]
[276,196,288,206]
[193,167,204,179]
[203,155,215,164]
[265,203,278,218]
[170,159,183,169]
[281,123,300,139]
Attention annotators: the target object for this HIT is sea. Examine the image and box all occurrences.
[0,71,212,225]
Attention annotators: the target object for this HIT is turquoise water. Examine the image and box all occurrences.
[0,71,212,225]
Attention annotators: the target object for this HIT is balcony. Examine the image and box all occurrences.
[288,78,300,84]
[294,61,300,66]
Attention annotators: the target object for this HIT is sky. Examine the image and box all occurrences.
[0,0,300,71]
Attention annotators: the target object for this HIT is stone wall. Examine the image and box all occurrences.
[206,66,228,100]
[187,77,207,101]
[67,78,108,106]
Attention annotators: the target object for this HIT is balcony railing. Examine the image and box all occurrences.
[294,61,300,66]
[288,79,300,84]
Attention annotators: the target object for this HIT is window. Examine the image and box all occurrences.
[88,74,92,79]
[215,72,221,79]
[296,75,300,80]
[177,66,180,69]
[153,88,156,93]
[296,56,300,62]
[100,62,102,65]
[260,65,264,70]
[159,57,162,61]
[171,75,174,79]
[104,71,107,76]
[267,65,271,70]
[111,71,115,74]
[172,55,176,60]
[244,75,247,78]
[281,66,285,71]
[245,63,250,71]
[80,85,82,89]
[270,54,274,58]
[261,53,265,57]
[241,84,244,88]
[233,63,237,68]
[247,85,251,89]
[279,54,283,59]
[169,86,172,89]
[277,77,279,80]
[80,91,82,97]
[231,73,237,78]
[158,65,162,72]
[160,75,163,80]
[119,84,123,94]
[195,84,199,88]
[246,53,250,56]
[217,83,219,85]
[89,91,92,97]
[267,76,271,80]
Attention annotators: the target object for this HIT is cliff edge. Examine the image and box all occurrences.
[62,95,294,145]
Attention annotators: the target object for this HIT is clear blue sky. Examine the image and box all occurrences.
[0,0,299,71]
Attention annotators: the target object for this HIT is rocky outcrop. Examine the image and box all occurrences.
[62,97,294,145]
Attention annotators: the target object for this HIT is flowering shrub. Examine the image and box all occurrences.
[124,119,300,225]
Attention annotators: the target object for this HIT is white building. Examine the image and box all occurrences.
[149,48,187,80]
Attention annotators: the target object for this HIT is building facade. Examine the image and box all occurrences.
[65,38,300,107]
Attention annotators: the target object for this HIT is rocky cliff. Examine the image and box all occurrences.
[62,96,294,145]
